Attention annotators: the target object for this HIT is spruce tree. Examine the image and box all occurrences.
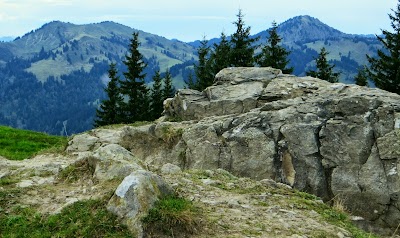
[210,32,231,75]
[367,1,400,94]
[94,63,124,127]
[354,67,369,87]
[229,9,258,67]
[193,38,214,91]
[150,70,164,120]
[257,21,293,74]
[163,70,175,99]
[120,32,150,122]
[306,47,340,83]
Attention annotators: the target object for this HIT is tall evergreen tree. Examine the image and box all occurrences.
[163,69,175,99]
[354,66,369,87]
[150,70,164,120]
[257,21,293,74]
[306,47,340,83]
[367,1,400,94]
[229,9,258,67]
[120,32,150,122]
[193,37,214,91]
[210,32,231,75]
[94,63,124,127]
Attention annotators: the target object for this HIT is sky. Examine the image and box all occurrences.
[0,0,398,42]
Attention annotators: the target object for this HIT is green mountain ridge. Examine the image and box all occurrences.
[1,20,196,85]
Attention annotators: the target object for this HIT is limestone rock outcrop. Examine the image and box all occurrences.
[62,67,400,234]
[127,67,400,232]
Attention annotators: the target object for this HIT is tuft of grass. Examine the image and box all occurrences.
[0,126,68,160]
[0,199,132,238]
[0,177,18,186]
[160,125,184,147]
[58,159,94,182]
[142,196,202,236]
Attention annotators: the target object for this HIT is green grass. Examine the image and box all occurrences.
[0,126,68,160]
[142,196,201,236]
[0,199,132,238]
[58,159,95,182]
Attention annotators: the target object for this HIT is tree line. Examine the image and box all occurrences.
[96,1,400,126]
[188,10,343,91]
[94,32,174,127]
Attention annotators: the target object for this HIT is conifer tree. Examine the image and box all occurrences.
[150,70,164,120]
[229,9,258,67]
[306,47,340,83]
[120,32,150,122]
[257,21,293,74]
[185,72,196,89]
[210,32,231,75]
[94,63,124,127]
[367,1,400,94]
[163,69,175,99]
[354,66,369,87]
[193,38,214,91]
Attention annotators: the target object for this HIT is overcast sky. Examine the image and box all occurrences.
[0,0,397,42]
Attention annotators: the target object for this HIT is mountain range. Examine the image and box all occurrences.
[0,15,382,135]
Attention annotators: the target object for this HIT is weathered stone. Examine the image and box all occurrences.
[119,67,400,233]
[66,134,99,152]
[377,129,400,160]
[89,144,143,181]
[107,170,173,237]
[160,163,182,175]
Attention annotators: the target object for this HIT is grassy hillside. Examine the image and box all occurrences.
[1,21,196,83]
[0,126,67,160]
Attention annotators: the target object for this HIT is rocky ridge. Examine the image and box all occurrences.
[2,67,400,237]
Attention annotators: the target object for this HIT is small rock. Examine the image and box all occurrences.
[260,178,278,188]
[17,180,34,188]
[0,172,9,179]
[161,163,182,175]
[276,182,292,190]
[228,199,240,208]
[226,182,236,189]
[204,170,214,177]
[202,178,221,186]
[337,232,345,238]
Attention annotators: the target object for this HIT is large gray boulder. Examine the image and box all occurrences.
[107,170,173,237]
[119,67,400,233]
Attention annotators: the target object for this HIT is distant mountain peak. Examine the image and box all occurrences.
[276,15,346,43]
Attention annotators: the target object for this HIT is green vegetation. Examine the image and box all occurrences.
[58,159,94,182]
[0,199,132,238]
[367,0,400,94]
[142,196,201,236]
[191,9,260,91]
[160,125,184,147]
[230,9,259,67]
[0,126,68,160]
[355,66,369,86]
[94,62,125,127]
[120,32,150,123]
[0,177,18,186]
[95,32,176,127]
[306,47,340,83]
[257,21,293,74]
